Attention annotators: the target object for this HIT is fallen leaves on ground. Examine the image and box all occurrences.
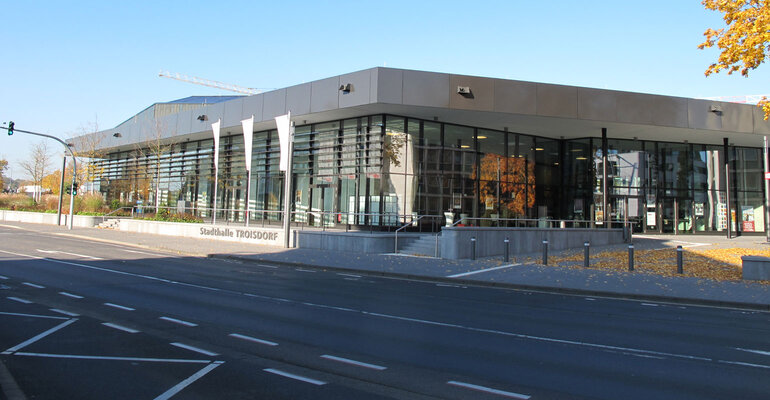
[545,247,770,284]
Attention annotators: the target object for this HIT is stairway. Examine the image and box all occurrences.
[399,234,439,257]
[97,218,121,230]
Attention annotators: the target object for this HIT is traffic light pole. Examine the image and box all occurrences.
[2,124,77,230]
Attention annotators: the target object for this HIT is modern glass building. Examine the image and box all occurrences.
[74,68,770,234]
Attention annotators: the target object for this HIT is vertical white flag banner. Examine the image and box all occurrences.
[275,112,291,171]
[211,119,221,224]
[241,116,254,173]
[212,119,221,172]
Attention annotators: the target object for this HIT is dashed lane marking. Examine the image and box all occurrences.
[170,342,218,356]
[447,381,530,399]
[336,273,361,278]
[0,275,7,280]
[36,249,104,260]
[22,282,44,289]
[295,268,317,273]
[263,368,326,386]
[160,316,198,327]
[320,354,387,370]
[104,303,135,311]
[256,264,278,269]
[641,303,659,307]
[59,292,84,299]
[228,333,278,346]
[102,322,140,334]
[735,348,770,357]
[7,297,33,304]
[49,309,79,317]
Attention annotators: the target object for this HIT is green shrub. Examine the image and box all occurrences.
[81,193,105,213]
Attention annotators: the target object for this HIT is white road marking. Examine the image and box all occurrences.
[295,268,317,273]
[49,309,79,317]
[22,282,45,289]
[7,297,33,304]
[170,342,218,356]
[343,278,358,281]
[447,381,530,399]
[154,362,224,400]
[36,249,103,260]
[320,354,387,370]
[104,303,134,311]
[228,333,278,346]
[4,319,78,353]
[13,352,210,364]
[337,273,361,278]
[256,264,278,269]
[120,249,160,256]
[641,303,659,307]
[0,275,7,280]
[447,263,521,278]
[436,283,466,288]
[160,316,198,327]
[670,240,709,248]
[102,322,139,333]
[735,348,770,357]
[0,311,68,320]
[59,292,84,299]
[585,298,596,301]
[718,360,770,369]
[263,368,327,385]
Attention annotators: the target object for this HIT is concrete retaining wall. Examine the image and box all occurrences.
[0,210,100,228]
[440,227,629,259]
[118,219,290,246]
[298,231,421,253]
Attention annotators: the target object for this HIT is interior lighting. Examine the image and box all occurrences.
[535,147,544,151]
[460,145,470,149]
[576,156,588,160]
[476,135,487,139]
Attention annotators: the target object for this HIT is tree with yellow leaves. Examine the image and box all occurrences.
[698,0,770,118]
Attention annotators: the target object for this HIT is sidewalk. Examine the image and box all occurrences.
[4,221,769,311]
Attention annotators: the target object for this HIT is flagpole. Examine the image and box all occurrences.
[282,112,294,248]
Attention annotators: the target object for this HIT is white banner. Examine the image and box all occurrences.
[275,112,291,171]
[241,116,254,172]
[212,119,221,172]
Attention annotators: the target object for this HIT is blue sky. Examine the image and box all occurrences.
[2,1,768,179]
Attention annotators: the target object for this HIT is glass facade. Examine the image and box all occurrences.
[93,114,767,234]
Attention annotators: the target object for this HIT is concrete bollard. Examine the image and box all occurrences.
[628,244,634,271]
[542,240,549,265]
[504,237,510,263]
[471,237,477,260]
[584,241,590,268]
[677,245,683,274]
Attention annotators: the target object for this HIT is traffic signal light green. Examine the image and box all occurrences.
[72,183,78,196]
[7,121,13,136]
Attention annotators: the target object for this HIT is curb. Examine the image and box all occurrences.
[213,253,770,312]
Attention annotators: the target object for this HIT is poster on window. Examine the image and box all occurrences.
[646,211,656,227]
[694,203,704,217]
[742,206,755,232]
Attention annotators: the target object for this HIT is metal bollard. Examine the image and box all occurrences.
[471,237,477,261]
[628,244,634,271]
[584,241,590,268]
[542,240,549,265]
[677,245,683,274]
[504,237,510,263]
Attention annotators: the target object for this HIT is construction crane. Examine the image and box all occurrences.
[159,70,267,95]
[699,94,769,104]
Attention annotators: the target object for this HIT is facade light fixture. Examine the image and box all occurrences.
[113,132,122,138]
[197,115,208,121]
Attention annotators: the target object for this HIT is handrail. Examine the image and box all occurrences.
[101,206,134,223]
[394,215,429,254]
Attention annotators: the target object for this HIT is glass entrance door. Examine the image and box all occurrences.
[661,197,693,234]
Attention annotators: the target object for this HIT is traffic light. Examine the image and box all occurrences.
[71,183,78,196]
[7,121,13,136]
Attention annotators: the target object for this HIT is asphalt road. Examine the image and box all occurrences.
[0,226,768,399]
